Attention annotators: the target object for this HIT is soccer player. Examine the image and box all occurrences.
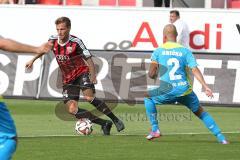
[144,24,228,144]
[26,17,125,135]
[0,37,51,160]
[169,10,190,48]
[0,96,17,160]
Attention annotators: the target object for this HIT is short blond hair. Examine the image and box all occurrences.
[55,17,71,28]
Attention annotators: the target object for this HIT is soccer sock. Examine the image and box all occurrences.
[199,111,226,142]
[144,98,159,132]
[90,97,119,122]
[75,108,107,126]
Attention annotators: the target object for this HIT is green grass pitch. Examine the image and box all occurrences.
[4,99,240,160]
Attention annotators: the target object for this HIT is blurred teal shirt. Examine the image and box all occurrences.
[151,42,197,97]
[0,97,17,138]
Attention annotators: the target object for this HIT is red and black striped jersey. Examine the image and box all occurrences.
[49,35,92,84]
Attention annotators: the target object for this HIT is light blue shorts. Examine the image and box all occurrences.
[151,91,200,113]
[0,137,17,160]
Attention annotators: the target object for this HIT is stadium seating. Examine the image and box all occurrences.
[99,0,137,6]
[228,0,240,8]
[37,0,138,6]
[99,0,117,6]
[66,0,82,5]
[118,0,136,6]
[38,0,62,5]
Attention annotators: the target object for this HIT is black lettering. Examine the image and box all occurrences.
[236,24,240,34]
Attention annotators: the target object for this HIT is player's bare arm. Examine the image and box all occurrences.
[25,51,50,69]
[148,61,159,79]
[25,42,53,69]
[0,38,51,54]
[86,57,97,84]
[192,67,213,98]
[25,53,43,69]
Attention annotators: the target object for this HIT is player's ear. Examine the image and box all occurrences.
[163,35,167,43]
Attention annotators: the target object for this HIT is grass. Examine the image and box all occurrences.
[3,99,240,160]
[15,135,240,160]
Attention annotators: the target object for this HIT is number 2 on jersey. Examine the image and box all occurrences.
[167,58,182,80]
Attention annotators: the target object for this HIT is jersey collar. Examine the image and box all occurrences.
[58,35,70,46]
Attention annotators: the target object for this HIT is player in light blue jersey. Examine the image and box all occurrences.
[144,24,228,144]
[0,97,17,160]
[0,37,51,160]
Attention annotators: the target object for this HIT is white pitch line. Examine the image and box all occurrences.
[18,131,240,138]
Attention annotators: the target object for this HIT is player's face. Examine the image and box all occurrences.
[170,13,178,23]
[56,22,70,43]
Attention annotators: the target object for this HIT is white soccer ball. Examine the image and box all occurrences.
[75,118,93,135]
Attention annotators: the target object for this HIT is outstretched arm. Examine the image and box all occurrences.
[25,41,53,69]
[25,52,46,69]
[192,67,213,98]
[0,38,50,54]
[85,57,97,84]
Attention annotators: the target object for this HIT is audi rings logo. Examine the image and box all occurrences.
[104,40,132,51]
[56,55,70,62]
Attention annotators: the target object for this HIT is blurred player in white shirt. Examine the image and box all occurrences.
[169,10,190,48]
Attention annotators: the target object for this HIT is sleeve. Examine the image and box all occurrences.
[186,49,198,68]
[76,38,92,59]
[151,49,160,63]
[48,35,57,42]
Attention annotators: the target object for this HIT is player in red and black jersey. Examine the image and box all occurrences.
[26,16,124,135]
[48,34,91,84]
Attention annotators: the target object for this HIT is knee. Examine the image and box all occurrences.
[67,100,78,114]
[144,98,154,108]
[84,96,94,102]
[194,106,205,118]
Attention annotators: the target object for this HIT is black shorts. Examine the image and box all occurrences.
[62,73,95,103]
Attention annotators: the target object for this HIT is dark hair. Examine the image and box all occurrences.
[170,10,180,17]
[55,17,71,28]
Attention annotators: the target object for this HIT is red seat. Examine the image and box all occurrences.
[66,0,82,5]
[229,0,240,8]
[38,0,62,5]
[118,0,136,6]
[99,0,116,6]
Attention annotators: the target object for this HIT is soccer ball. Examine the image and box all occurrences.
[75,118,93,135]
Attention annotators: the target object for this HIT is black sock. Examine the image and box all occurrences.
[75,108,107,126]
[90,97,119,122]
